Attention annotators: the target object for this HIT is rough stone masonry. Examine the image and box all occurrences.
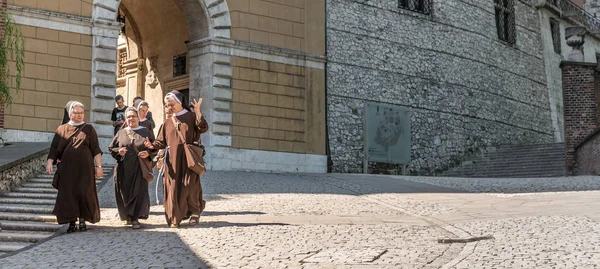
[326,0,554,174]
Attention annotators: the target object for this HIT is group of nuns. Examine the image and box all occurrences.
[46,90,208,232]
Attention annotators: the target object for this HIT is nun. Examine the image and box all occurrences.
[145,90,208,228]
[46,101,102,233]
[109,106,155,229]
[133,99,155,131]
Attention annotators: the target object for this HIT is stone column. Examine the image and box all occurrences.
[186,38,234,149]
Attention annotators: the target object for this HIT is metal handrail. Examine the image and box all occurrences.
[549,0,600,31]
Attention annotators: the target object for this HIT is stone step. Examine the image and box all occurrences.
[0,198,55,205]
[0,205,54,214]
[469,160,565,167]
[13,187,57,194]
[496,143,564,150]
[20,183,54,189]
[446,171,566,178]
[37,174,54,179]
[28,178,53,184]
[0,212,56,223]
[0,242,30,252]
[0,221,61,232]
[0,192,57,199]
[0,231,54,243]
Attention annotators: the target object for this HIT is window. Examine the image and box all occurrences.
[398,0,432,14]
[117,48,127,78]
[494,0,516,44]
[173,53,187,77]
[550,19,561,54]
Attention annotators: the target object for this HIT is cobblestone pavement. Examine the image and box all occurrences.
[2,172,600,268]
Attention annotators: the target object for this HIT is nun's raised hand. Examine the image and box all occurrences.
[191,98,203,115]
[144,137,154,149]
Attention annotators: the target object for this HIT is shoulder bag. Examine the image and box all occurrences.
[171,116,206,176]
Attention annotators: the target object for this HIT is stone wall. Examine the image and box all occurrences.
[6,0,93,17]
[576,127,600,175]
[4,24,93,133]
[327,0,554,174]
[0,153,46,193]
[231,56,308,153]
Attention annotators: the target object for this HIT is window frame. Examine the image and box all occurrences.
[550,18,561,54]
[494,0,517,45]
[398,0,432,15]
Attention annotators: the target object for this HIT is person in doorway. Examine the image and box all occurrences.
[109,107,155,229]
[46,101,102,233]
[144,90,208,228]
[133,96,154,126]
[112,95,128,135]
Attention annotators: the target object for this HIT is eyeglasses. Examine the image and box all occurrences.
[71,112,84,115]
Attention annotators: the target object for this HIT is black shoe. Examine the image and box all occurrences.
[67,223,77,233]
[79,222,87,232]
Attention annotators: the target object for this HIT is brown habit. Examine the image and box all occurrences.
[48,124,102,224]
[109,127,155,221]
[153,110,208,226]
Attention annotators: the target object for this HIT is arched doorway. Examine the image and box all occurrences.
[90,0,233,164]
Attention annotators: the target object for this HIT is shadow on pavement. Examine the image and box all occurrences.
[0,228,212,268]
[199,170,600,195]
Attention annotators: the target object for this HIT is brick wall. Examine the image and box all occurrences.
[4,25,92,132]
[231,56,307,153]
[561,62,598,173]
[8,0,93,17]
[575,127,600,175]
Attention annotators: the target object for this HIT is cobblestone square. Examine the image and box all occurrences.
[2,172,600,268]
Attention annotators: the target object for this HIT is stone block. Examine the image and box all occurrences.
[238,114,259,127]
[58,56,80,69]
[212,111,233,125]
[60,0,82,15]
[93,48,117,62]
[36,28,59,41]
[248,104,269,116]
[47,41,70,57]
[24,38,48,54]
[214,88,233,101]
[58,82,80,95]
[249,82,269,93]
[259,116,277,129]
[70,44,92,59]
[59,31,81,45]
[24,64,47,80]
[69,70,91,85]
[22,117,47,131]
[259,139,278,151]
[259,93,278,106]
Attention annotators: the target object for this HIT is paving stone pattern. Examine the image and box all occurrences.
[3,171,600,268]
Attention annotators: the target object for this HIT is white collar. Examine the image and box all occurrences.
[174,109,188,116]
[140,118,147,122]
[125,126,144,131]
[68,121,85,126]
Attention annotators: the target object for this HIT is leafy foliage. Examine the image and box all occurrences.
[0,6,24,104]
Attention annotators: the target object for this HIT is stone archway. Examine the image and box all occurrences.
[90,0,233,164]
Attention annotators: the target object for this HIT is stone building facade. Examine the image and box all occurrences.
[326,0,558,174]
[1,0,328,173]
